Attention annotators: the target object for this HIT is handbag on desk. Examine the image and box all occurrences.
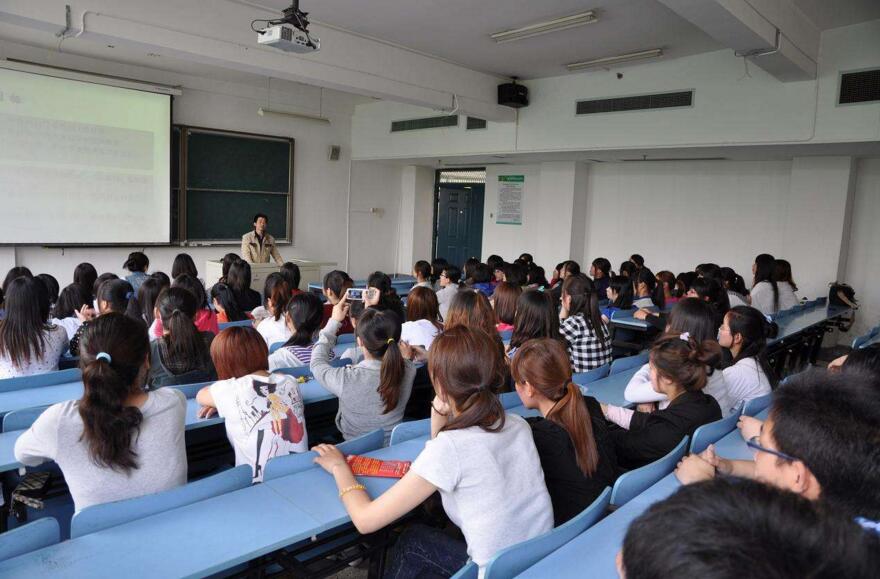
[828,282,858,332]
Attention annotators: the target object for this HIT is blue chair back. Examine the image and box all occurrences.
[572,363,610,385]
[169,381,215,400]
[610,436,689,507]
[273,367,313,380]
[853,334,871,349]
[0,368,81,393]
[0,517,60,562]
[690,411,742,454]
[499,391,524,409]
[333,343,352,357]
[483,487,612,578]
[263,428,385,481]
[269,342,285,354]
[2,406,50,432]
[218,319,253,330]
[498,329,513,342]
[450,562,479,579]
[337,333,357,345]
[332,357,352,368]
[742,393,773,417]
[70,465,253,538]
[150,369,214,389]
[390,419,431,446]
[609,351,648,375]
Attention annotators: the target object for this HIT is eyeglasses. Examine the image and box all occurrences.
[746,436,796,462]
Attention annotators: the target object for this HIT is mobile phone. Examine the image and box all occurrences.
[346,288,367,300]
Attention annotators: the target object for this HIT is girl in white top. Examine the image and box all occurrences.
[625,298,734,414]
[268,293,328,371]
[749,253,780,316]
[312,326,553,578]
[256,274,292,348]
[716,306,776,414]
[400,286,443,351]
[0,277,69,379]
[15,313,187,512]
[50,283,93,341]
[772,259,800,311]
[197,326,307,482]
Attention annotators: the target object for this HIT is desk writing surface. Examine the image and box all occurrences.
[711,408,769,461]
[516,474,681,579]
[580,368,639,408]
[770,305,850,345]
[0,382,82,416]
[0,484,321,579]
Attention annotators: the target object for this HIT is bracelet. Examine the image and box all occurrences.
[339,484,366,498]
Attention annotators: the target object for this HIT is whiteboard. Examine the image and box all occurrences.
[0,66,171,244]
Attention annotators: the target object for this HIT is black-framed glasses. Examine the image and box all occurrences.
[746,436,797,462]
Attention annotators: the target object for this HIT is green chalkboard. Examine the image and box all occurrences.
[175,126,293,242]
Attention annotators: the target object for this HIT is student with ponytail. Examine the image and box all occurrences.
[749,253,779,315]
[512,338,617,525]
[311,326,552,577]
[559,273,611,372]
[255,273,292,347]
[15,313,186,512]
[603,334,722,469]
[716,306,777,414]
[148,287,216,388]
[311,298,416,443]
[69,279,137,357]
[210,283,249,324]
[268,292,331,371]
[601,275,635,322]
[123,251,150,293]
[632,267,665,310]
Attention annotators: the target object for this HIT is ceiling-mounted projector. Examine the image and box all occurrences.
[254,0,320,53]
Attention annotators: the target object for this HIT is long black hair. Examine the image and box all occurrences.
[137,277,166,326]
[54,283,91,320]
[123,251,149,273]
[2,266,33,295]
[73,263,98,301]
[173,273,209,310]
[773,259,798,292]
[368,271,405,321]
[632,267,665,309]
[36,274,60,307]
[510,289,563,349]
[690,277,731,325]
[226,260,252,296]
[79,313,150,472]
[171,254,198,280]
[720,267,749,296]
[210,284,247,323]
[156,287,209,368]
[608,275,634,309]
[96,279,137,316]
[262,273,291,321]
[754,253,779,310]
[219,253,239,284]
[725,305,779,387]
[280,262,302,292]
[0,277,53,368]
[282,293,323,347]
[357,308,406,414]
[562,274,608,347]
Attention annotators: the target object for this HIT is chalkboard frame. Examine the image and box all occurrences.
[175,125,295,246]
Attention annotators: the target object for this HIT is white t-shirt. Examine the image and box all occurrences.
[410,413,553,574]
[257,315,292,349]
[51,316,82,342]
[727,292,748,308]
[210,373,308,482]
[0,325,69,379]
[401,319,442,350]
[750,281,778,315]
[721,357,771,413]
[777,282,799,311]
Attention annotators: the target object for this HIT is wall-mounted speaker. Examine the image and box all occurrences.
[328,145,341,161]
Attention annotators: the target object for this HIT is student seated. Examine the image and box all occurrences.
[73,262,98,304]
[170,274,220,335]
[138,277,168,331]
[268,292,329,371]
[368,271,406,321]
[311,326,553,576]
[279,261,303,296]
[513,339,617,525]
[526,263,549,289]
[435,264,461,320]
[311,298,415,442]
[226,259,262,312]
[123,251,150,293]
[559,274,611,372]
[210,283,250,324]
[51,283,91,341]
[430,257,448,291]
[171,253,200,282]
[468,262,495,297]
[490,281,520,333]
[716,306,776,414]
[0,277,69,378]
[550,260,580,304]
[197,327,307,482]
[656,270,680,306]
[620,478,880,579]
[148,287,216,388]
[412,260,433,289]
[601,275,634,323]
[720,266,749,307]
[589,257,611,297]
[37,274,60,312]
[508,288,564,358]
[70,279,135,357]
[401,286,443,351]
[320,270,355,334]
[685,277,730,327]
[255,274,292,347]
[15,313,186,512]
[631,268,665,310]
[603,334,722,470]
[773,258,800,311]
[625,299,730,414]
[445,289,506,363]
[749,253,780,315]
[675,370,880,531]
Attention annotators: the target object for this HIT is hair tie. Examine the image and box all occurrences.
[386,338,395,345]
[125,292,134,300]
[96,352,112,364]
[764,314,773,323]
[679,332,691,343]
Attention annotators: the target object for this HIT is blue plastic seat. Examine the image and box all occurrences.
[269,342,285,354]
[450,562,479,579]
[572,363,610,385]
[853,334,871,349]
[218,319,254,330]
[609,351,649,375]
[0,368,81,393]
[337,333,357,344]
[498,329,513,342]
[690,410,742,454]
[742,393,773,417]
[2,405,51,432]
[169,380,215,399]
[70,465,253,538]
[389,419,431,446]
[499,391,524,409]
[610,435,689,507]
[482,487,612,578]
[0,517,60,562]
[263,428,385,481]
[273,366,312,380]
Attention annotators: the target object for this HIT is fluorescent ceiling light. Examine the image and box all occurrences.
[491,11,598,43]
[258,107,330,124]
[566,48,663,71]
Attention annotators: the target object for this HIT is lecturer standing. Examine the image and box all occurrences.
[241,213,284,264]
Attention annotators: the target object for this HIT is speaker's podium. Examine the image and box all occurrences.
[205,259,335,291]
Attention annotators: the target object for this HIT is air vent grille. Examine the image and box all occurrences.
[391,115,458,132]
[576,90,693,115]
[466,117,487,130]
[839,69,880,105]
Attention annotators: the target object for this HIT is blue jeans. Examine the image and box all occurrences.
[384,524,469,579]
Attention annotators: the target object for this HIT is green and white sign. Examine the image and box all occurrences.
[497,175,524,225]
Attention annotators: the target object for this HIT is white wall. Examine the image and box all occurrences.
[843,158,880,340]
[347,161,403,279]
[0,40,387,287]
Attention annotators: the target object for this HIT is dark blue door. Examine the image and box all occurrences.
[434,183,484,268]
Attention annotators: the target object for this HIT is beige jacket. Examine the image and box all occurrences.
[241,230,283,264]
